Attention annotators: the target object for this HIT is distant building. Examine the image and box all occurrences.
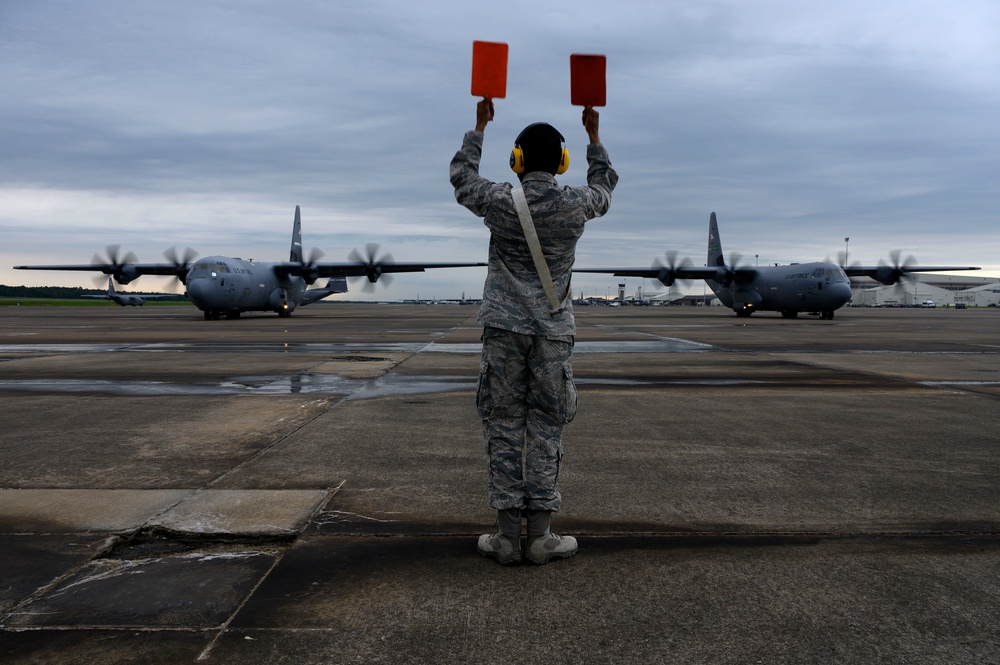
[851,274,1000,307]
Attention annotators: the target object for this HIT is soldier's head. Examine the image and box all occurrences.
[509,122,569,178]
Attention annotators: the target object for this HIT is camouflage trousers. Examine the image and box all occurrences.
[477,327,578,512]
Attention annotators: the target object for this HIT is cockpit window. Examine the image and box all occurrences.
[193,262,231,274]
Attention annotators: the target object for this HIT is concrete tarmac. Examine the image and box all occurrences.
[1,303,999,663]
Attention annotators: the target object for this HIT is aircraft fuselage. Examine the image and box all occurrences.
[185,256,305,319]
[708,261,853,319]
[111,294,147,306]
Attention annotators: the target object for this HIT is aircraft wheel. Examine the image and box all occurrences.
[225,311,241,319]
[781,310,798,319]
[204,310,213,321]
[736,309,752,318]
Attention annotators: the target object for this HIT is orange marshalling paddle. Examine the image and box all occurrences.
[570,54,606,107]
[471,41,508,99]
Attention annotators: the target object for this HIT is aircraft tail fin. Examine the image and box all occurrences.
[708,212,725,268]
[290,205,304,264]
[107,277,117,294]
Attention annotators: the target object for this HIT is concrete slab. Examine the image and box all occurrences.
[0,395,335,488]
[6,548,278,629]
[0,630,212,665]
[3,305,1000,663]
[0,490,192,533]
[222,533,1000,663]
[776,350,1000,383]
[148,489,330,536]
[0,534,111,615]
[311,352,412,378]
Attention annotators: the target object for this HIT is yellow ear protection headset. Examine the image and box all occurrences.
[509,123,570,175]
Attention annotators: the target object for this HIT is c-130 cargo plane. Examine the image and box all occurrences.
[16,206,485,320]
[575,212,979,320]
[82,277,175,307]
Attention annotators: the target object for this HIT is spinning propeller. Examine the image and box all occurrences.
[348,243,395,293]
[836,251,861,272]
[91,245,139,285]
[873,250,918,288]
[650,250,694,287]
[296,248,325,285]
[712,252,748,287]
[164,246,198,289]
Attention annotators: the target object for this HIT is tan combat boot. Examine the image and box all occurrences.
[477,508,523,565]
[525,509,577,564]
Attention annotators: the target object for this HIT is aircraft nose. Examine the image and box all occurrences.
[186,278,212,308]
[830,282,853,305]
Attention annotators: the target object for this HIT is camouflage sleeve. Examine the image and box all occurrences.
[450,130,510,218]
[561,142,618,219]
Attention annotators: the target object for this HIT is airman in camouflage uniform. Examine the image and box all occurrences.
[450,99,618,564]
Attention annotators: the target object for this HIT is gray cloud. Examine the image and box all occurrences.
[2,0,997,298]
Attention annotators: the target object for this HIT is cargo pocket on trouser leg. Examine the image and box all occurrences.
[476,352,492,421]
[558,359,578,425]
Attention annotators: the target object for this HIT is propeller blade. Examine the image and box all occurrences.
[650,251,695,287]
[348,243,395,290]
[163,246,198,288]
[91,244,139,284]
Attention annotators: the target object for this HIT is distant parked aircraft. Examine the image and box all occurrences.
[16,206,485,320]
[81,277,174,307]
[575,212,980,319]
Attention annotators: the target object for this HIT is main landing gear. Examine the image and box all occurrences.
[202,309,241,320]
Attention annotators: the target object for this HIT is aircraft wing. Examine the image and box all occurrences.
[272,261,486,280]
[14,263,188,283]
[574,267,718,279]
[573,266,735,285]
[80,292,174,299]
[844,265,980,286]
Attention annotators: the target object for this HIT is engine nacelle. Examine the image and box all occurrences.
[872,266,901,286]
[114,265,141,285]
[713,267,734,287]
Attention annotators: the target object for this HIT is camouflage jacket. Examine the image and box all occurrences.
[450,130,618,337]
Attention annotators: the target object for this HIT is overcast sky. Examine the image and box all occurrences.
[2,0,997,300]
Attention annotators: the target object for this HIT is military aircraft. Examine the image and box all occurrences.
[575,212,980,320]
[16,206,485,320]
[82,277,175,306]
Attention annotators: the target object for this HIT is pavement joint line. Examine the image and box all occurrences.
[196,548,286,662]
[201,398,346,491]
[293,529,1000,543]
[0,535,122,627]
[194,327,462,489]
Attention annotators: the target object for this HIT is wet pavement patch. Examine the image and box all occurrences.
[0,373,478,397]
[5,547,278,629]
[0,534,111,617]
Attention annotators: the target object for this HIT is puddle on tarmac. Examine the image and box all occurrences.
[0,337,717,397]
[0,338,711,355]
[0,374,771,398]
[0,374,476,398]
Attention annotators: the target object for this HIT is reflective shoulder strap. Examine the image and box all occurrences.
[511,186,561,315]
